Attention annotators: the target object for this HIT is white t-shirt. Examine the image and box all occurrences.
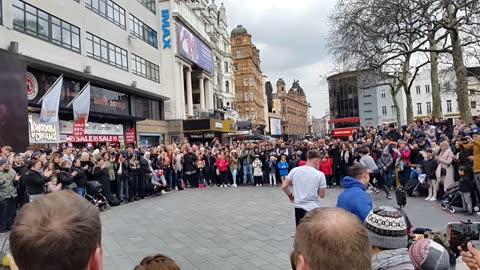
[287,166,327,211]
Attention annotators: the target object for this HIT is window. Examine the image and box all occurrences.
[363,94,371,98]
[382,106,387,116]
[85,0,126,29]
[237,49,243,58]
[245,93,249,101]
[416,85,421,95]
[224,61,229,73]
[472,101,477,109]
[381,91,386,98]
[425,85,431,94]
[86,32,128,70]
[12,0,80,52]
[365,118,373,121]
[129,14,158,48]
[137,0,155,14]
[249,78,253,86]
[250,92,253,100]
[364,102,372,105]
[246,106,250,111]
[225,81,230,93]
[236,38,242,44]
[132,54,159,82]
[391,105,396,114]
[416,103,422,115]
[426,102,432,114]
[244,78,248,87]
[447,100,452,113]
[234,64,238,71]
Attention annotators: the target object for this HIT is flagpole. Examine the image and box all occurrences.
[67,82,90,108]
[37,74,64,104]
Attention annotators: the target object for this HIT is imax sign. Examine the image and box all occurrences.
[161,9,171,49]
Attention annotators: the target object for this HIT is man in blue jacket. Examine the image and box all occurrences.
[336,164,373,222]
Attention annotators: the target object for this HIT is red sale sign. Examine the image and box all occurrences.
[125,128,136,144]
[67,135,120,143]
[73,118,86,137]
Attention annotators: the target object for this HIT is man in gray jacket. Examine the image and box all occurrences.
[0,158,20,233]
[358,148,391,199]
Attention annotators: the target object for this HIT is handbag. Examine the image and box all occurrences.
[440,167,447,176]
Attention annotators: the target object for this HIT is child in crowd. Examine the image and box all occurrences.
[278,155,289,183]
[318,154,333,187]
[377,148,394,189]
[46,176,62,193]
[253,155,263,187]
[422,149,438,201]
[268,154,278,186]
[215,153,230,188]
[196,154,206,187]
[458,166,475,215]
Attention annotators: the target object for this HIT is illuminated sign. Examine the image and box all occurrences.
[161,9,171,49]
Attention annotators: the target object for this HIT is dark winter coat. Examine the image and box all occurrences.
[72,166,88,188]
[421,158,438,180]
[23,170,48,195]
[459,174,475,193]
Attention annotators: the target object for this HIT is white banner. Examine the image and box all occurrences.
[59,121,124,135]
[73,83,91,121]
[28,114,60,144]
[39,76,63,123]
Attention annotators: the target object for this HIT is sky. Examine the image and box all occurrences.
[222,0,337,118]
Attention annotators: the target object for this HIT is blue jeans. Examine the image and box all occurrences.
[231,169,237,185]
[243,163,254,185]
[381,169,394,188]
[76,187,87,197]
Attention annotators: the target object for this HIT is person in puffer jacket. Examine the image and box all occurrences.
[252,156,263,186]
[337,164,373,222]
[377,148,395,189]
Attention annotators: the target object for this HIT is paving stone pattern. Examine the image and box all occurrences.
[101,186,478,270]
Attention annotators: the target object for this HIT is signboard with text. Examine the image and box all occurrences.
[67,135,120,143]
[125,128,136,144]
[28,114,60,144]
[73,118,86,137]
[60,121,124,135]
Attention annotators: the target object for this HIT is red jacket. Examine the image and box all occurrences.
[216,159,230,172]
[318,158,333,176]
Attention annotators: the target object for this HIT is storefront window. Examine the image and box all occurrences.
[132,97,164,120]
[90,86,129,116]
[139,135,163,146]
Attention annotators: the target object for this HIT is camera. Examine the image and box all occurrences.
[447,221,480,256]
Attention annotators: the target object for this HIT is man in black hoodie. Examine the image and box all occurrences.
[386,123,402,142]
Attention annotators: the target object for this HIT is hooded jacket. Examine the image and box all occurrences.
[336,176,373,222]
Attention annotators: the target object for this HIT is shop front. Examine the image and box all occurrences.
[183,119,235,145]
[59,121,125,147]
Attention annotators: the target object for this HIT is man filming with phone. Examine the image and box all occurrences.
[460,128,480,213]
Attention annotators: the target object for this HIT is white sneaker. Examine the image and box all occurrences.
[425,197,431,201]
[256,184,259,187]
[429,197,437,201]
[161,190,167,194]
[366,189,373,193]
[175,187,178,191]
[259,184,262,187]
[224,184,227,188]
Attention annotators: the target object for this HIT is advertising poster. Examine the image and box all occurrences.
[270,118,282,136]
[177,23,214,74]
[0,52,28,150]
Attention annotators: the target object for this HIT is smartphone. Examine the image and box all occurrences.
[447,221,480,255]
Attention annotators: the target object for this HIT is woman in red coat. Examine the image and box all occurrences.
[318,154,334,187]
[215,152,230,188]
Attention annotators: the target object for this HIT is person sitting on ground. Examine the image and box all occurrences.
[291,207,371,270]
[9,190,103,270]
[337,164,373,222]
[134,254,180,270]
[365,206,414,270]
[408,238,450,270]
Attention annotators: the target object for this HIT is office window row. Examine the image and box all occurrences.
[85,0,126,29]
[415,85,432,95]
[12,0,81,52]
[86,32,128,71]
[129,14,158,48]
[137,0,156,14]
[132,54,160,83]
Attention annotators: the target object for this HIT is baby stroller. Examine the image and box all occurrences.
[405,174,428,197]
[86,181,109,211]
[441,182,463,214]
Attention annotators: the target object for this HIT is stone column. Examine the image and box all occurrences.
[178,62,185,118]
[186,68,193,116]
[199,76,205,109]
[205,78,214,109]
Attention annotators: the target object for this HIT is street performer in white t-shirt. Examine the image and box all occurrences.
[281,150,327,226]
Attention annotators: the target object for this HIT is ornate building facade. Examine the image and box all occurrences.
[276,79,309,138]
[231,25,266,128]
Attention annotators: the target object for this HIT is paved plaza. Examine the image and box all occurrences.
[100,186,479,270]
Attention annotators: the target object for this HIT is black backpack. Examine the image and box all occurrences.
[395,187,407,208]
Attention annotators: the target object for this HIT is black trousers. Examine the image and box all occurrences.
[370,170,389,195]
[295,208,308,227]
[138,173,147,198]
[129,172,138,199]
[254,176,263,185]
[0,197,17,232]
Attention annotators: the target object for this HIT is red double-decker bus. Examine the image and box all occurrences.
[329,117,360,138]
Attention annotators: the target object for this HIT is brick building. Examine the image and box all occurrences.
[276,78,309,139]
[231,25,266,128]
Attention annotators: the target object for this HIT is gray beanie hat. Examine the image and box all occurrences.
[364,206,408,250]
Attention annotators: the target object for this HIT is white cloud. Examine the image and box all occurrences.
[223,0,337,117]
